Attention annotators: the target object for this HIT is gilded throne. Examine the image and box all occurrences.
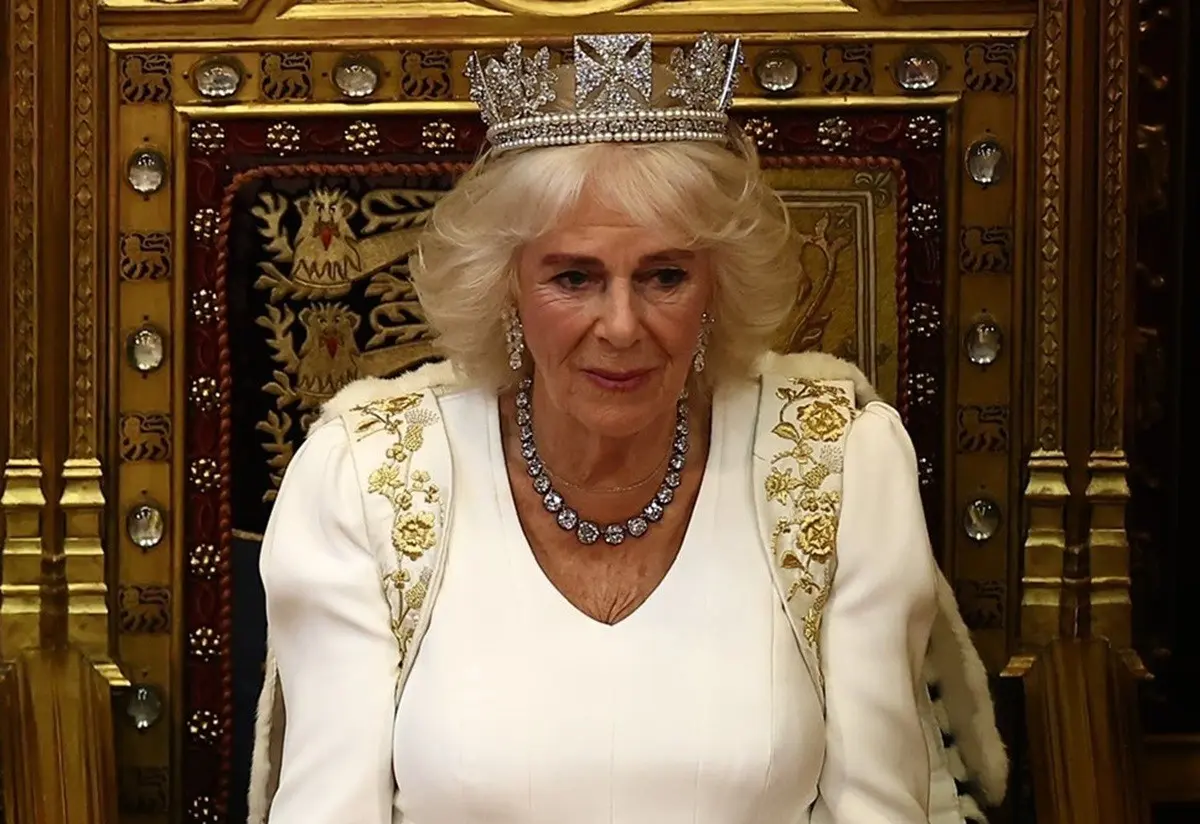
[2,0,1170,822]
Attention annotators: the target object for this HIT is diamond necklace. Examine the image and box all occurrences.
[515,377,690,546]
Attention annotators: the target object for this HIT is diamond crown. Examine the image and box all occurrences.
[466,33,743,154]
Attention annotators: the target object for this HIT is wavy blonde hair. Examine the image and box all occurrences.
[411,130,800,391]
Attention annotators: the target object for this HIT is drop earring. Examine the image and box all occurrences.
[503,307,525,371]
[693,312,712,373]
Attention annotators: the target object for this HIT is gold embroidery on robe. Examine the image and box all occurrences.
[354,392,443,662]
[763,378,855,686]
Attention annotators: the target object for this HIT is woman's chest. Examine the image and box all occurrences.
[391,484,822,823]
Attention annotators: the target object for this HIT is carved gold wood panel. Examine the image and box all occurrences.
[5,0,1156,820]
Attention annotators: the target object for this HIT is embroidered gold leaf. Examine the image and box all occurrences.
[771,421,802,444]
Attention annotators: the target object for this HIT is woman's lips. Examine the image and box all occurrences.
[582,368,651,391]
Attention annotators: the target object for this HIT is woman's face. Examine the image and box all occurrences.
[515,194,713,437]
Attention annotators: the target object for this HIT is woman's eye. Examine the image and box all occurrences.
[649,267,687,287]
[554,270,591,289]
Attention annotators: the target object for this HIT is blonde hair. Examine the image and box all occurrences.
[411,131,800,391]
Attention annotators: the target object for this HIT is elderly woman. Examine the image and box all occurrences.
[248,32,1006,824]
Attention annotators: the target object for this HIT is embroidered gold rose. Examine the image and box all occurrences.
[355,393,444,662]
[392,511,437,560]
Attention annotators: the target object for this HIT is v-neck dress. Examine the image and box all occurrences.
[391,384,822,823]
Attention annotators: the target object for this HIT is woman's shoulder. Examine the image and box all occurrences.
[751,350,880,408]
[316,360,464,426]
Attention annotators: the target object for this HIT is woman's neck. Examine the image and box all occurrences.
[526,386,682,494]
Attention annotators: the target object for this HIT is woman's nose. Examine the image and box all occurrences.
[594,280,640,348]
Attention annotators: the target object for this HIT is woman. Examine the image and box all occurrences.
[248,32,1006,824]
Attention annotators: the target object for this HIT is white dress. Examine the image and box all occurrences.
[260,375,939,824]
[392,384,820,823]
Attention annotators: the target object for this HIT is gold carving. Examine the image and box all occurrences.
[956,404,1009,452]
[1037,0,1066,452]
[764,162,902,397]
[1008,0,1071,678]
[963,43,1018,93]
[778,213,845,352]
[59,459,114,658]
[1009,454,1070,668]
[1089,0,1139,676]
[119,232,172,281]
[9,0,38,458]
[475,0,649,13]
[119,413,173,462]
[1098,0,1130,451]
[398,50,452,100]
[1085,454,1136,653]
[119,53,172,104]
[1,462,47,657]
[820,44,873,94]
[260,52,313,101]
[281,0,857,18]
[71,0,100,461]
[117,585,172,634]
[959,226,1014,274]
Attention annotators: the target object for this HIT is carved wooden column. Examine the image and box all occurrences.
[1,0,124,821]
[1089,0,1141,671]
[1008,0,1072,670]
[1013,0,1150,820]
[2,0,48,666]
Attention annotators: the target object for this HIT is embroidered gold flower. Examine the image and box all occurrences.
[797,513,837,557]
[765,468,803,503]
[386,443,410,462]
[798,489,838,515]
[367,464,402,494]
[799,400,847,441]
[392,511,436,560]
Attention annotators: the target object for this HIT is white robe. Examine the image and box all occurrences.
[249,352,1007,824]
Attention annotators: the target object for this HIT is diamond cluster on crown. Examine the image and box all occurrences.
[466,32,742,154]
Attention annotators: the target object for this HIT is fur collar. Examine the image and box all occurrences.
[318,352,879,428]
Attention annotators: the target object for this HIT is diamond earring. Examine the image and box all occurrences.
[503,307,525,371]
[693,312,712,373]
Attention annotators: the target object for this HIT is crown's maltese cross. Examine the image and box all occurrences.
[575,34,654,111]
